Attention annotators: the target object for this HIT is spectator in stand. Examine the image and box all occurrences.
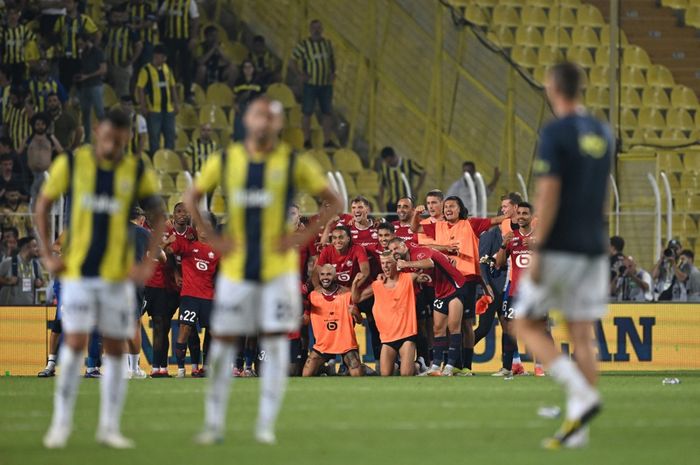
[2,184,33,238]
[378,146,425,216]
[28,60,68,113]
[194,25,233,89]
[104,3,142,99]
[53,0,99,92]
[129,0,160,71]
[613,255,653,302]
[185,122,218,173]
[248,35,280,86]
[446,161,500,212]
[0,236,45,305]
[38,0,66,39]
[652,239,689,301]
[158,0,199,103]
[1,6,37,83]
[22,112,63,201]
[4,85,34,152]
[291,19,337,149]
[118,95,147,157]
[136,44,178,154]
[0,153,26,204]
[232,60,262,141]
[1,226,19,261]
[609,235,626,297]
[681,250,700,302]
[0,67,12,123]
[75,33,106,142]
[47,92,82,150]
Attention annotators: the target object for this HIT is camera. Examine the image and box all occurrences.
[664,248,674,258]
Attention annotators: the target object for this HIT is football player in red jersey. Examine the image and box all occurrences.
[393,197,418,243]
[166,212,220,378]
[495,202,541,376]
[341,196,379,249]
[315,225,369,287]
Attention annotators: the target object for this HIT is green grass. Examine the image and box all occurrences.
[1,374,699,465]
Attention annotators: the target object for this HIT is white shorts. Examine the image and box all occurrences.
[211,273,302,336]
[61,278,136,339]
[515,252,608,322]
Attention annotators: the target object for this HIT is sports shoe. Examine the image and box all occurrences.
[542,401,601,450]
[441,365,455,377]
[512,363,529,376]
[129,367,148,379]
[255,425,276,445]
[454,368,474,377]
[96,430,135,449]
[422,364,442,377]
[534,365,546,377]
[84,369,101,378]
[492,367,513,377]
[38,366,56,377]
[151,369,171,378]
[176,368,186,378]
[192,368,206,378]
[242,368,257,377]
[232,367,242,377]
[43,425,70,449]
[194,427,223,446]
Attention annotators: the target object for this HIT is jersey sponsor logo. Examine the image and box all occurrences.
[371,232,378,239]
[514,253,531,268]
[417,253,427,260]
[579,133,608,158]
[231,188,273,207]
[80,193,121,214]
[345,260,353,267]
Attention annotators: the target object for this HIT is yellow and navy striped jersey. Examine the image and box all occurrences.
[106,25,139,66]
[0,85,10,122]
[1,24,36,64]
[379,157,425,204]
[129,1,159,44]
[248,50,278,74]
[195,142,328,282]
[53,13,98,58]
[128,112,147,155]
[161,0,197,40]
[28,78,66,112]
[291,37,335,86]
[136,63,176,113]
[41,145,160,281]
[185,138,218,172]
[3,104,31,150]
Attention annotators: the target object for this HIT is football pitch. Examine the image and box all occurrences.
[1,374,698,465]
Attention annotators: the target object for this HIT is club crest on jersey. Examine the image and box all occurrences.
[81,194,121,214]
[231,188,272,207]
[208,252,215,259]
[371,232,378,239]
[345,260,353,267]
[417,253,427,260]
[193,249,199,253]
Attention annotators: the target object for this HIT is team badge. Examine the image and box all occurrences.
[208,252,215,259]
[346,260,353,267]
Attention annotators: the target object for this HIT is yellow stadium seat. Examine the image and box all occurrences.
[659,129,689,145]
[487,25,515,49]
[685,151,700,172]
[585,86,609,109]
[140,152,153,170]
[559,0,581,6]
[599,26,629,47]
[621,66,646,88]
[671,85,700,110]
[103,84,118,108]
[220,41,249,64]
[642,86,670,109]
[661,0,688,9]
[491,5,520,26]
[205,83,234,110]
[287,105,303,128]
[175,171,192,191]
[646,64,675,88]
[589,66,609,87]
[210,194,226,216]
[533,65,546,84]
[511,45,538,68]
[355,170,381,198]
[175,130,190,151]
[521,6,548,27]
[341,173,359,196]
[514,25,543,46]
[465,4,490,26]
[228,108,236,127]
[498,0,526,6]
[281,127,305,150]
[542,26,572,47]
[571,26,599,47]
[198,104,229,130]
[153,149,183,174]
[620,108,638,131]
[667,109,695,131]
[687,196,700,215]
[167,195,183,214]
[639,108,666,131]
[333,149,364,175]
[295,193,317,215]
[473,0,498,6]
[658,151,684,173]
[566,46,594,68]
[176,103,198,130]
[576,4,604,26]
[303,149,333,172]
[629,128,656,144]
[526,0,554,6]
[547,6,577,26]
[158,173,177,194]
[266,83,297,109]
[621,88,641,109]
[591,107,608,122]
[682,172,700,192]
[537,45,563,66]
[623,46,652,69]
[686,6,700,28]
[192,83,206,107]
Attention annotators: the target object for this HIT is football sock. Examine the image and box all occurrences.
[447,334,463,368]
[50,346,82,430]
[244,346,256,369]
[127,354,139,372]
[462,347,474,370]
[87,332,101,369]
[204,339,236,432]
[202,330,211,366]
[188,331,201,367]
[257,335,288,433]
[549,355,592,398]
[432,336,448,367]
[175,342,187,369]
[502,333,516,370]
[513,351,522,365]
[47,354,57,370]
[99,354,128,434]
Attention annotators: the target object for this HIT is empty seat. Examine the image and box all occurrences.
[659,129,688,144]
[498,0,526,6]
[205,83,234,109]
[333,149,363,175]
[158,173,177,194]
[658,151,684,173]
[621,88,642,109]
[638,108,666,131]
[686,6,700,28]
[571,26,599,47]
[464,4,490,26]
[667,108,695,131]
[303,149,333,172]
[355,170,381,198]
[511,45,538,68]
[220,41,249,63]
[191,83,206,107]
[537,45,563,66]
[566,46,594,68]
[525,0,554,7]
[153,149,182,174]
[103,84,118,108]
[671,85,700,110]
[520,5,548,26]
[585,86,609,109]
[281,127,304,150]
[533,65,547,84]
[492,5,520,26]
[265,83,297,109]
[661,0,688,9]
[542,26,572,47]
[588,65,609,87]
[642,86,671,109]
[599,25,630,47]
[620,108,638,131]
[175,171,192,191]
[647,64,675,88]
[176,103,198,130]
[547,6,577,26]
[515,25,543,46]
[488,25,515,48]
[198,104,229,130]
[623,46,652,69]
[576,4,605,26]
[622,66,646,88]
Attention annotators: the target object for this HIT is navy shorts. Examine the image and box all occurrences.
[302,84,333,115]
[416,287,434,320]
[383,335,417,352]
[135,287,146,320]
[433,283,475,318]
[500,295,516,320]
[178,296,213,328]
[144,287,180,319]
[290,338,303,364]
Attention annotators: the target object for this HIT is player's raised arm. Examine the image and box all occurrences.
[410,205,426,233]
[350,272,372,305]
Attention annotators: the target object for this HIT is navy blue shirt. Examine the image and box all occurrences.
[535,112,613,256]
[478,226,507,293]
[131,224,151,262]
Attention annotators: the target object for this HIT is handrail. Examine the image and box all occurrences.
[334,171,349,212]
[462,172,477,217]
[399,172,412,202]
[647,172,662,263]
[658,171,672,244]
[473,172,487,218]
[608,174,620,237]
[516,173,528,202]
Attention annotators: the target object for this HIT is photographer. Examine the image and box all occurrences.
[613,256,653,302]
[652,240,689,301]
[609,236,626,297]
[680,250,700,302]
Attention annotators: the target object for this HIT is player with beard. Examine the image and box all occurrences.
[393,197,418,243]
[303,264,363,377]
[315,225,369,288]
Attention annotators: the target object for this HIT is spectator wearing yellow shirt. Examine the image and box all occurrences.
[53,0,99,92]
[1,184,33,239]
[1,6,36,82]
[194,25,232,88]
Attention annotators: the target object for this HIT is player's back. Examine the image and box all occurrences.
[536,112,612,256]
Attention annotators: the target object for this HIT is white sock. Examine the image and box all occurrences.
[47,354,57,369]
[50,346,83,430]
[128,354,139,372]
[204,339,236,432]
[256,336,289,434]
[99,354,128,434]
[549,355,594,399]
[513,355,522,364]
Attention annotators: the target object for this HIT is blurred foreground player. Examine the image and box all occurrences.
[185,96,342,445]
[515,62,612,449]
[37,108,165,449]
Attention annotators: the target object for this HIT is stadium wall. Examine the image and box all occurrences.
[1,304,697,375]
